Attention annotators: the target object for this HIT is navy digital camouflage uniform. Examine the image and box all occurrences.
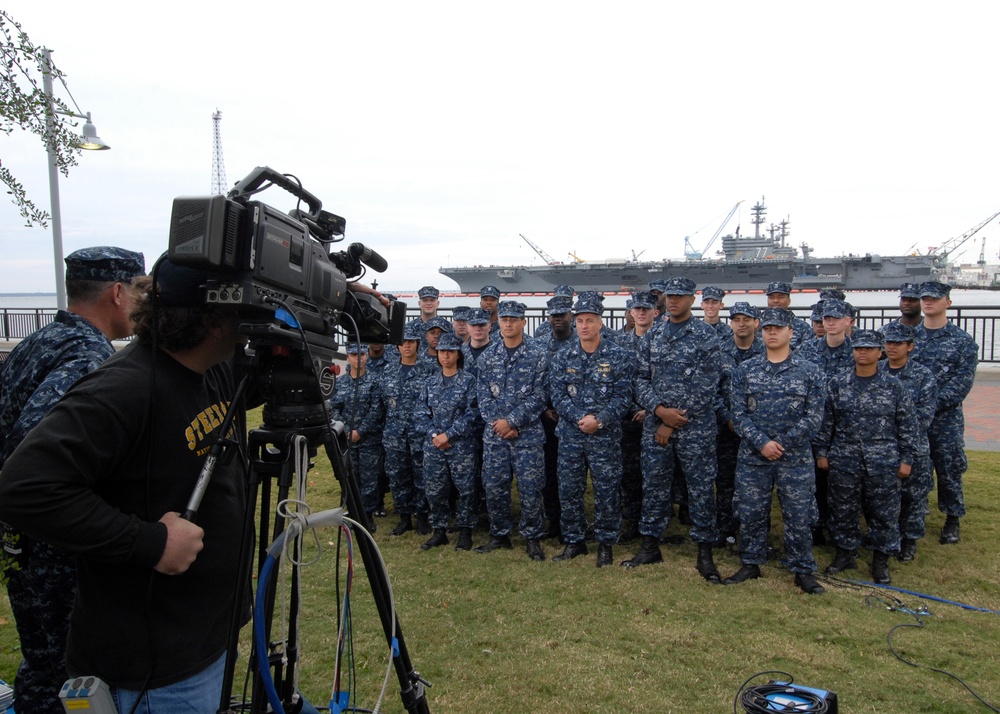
[814,331,920,556]
[796,298,856,532]
[716,302,764,538]
[633,278,722,545]
[476,302,549,541]
[0,246,144,714]
[879,323,938,541]
[701,286,734,341]
[414,334,480,531]
[548,295,634,546]
[328,346,385,514]
[405,285,440,350]
[461,309,493,517]
[366,346,392,509]
[536,297,575,530]
[911,285,978,518]
[764,282,813,351]
[728,308,827,574]
[381,337,433,519]
[533,285,574,339]
[617,291,658,529]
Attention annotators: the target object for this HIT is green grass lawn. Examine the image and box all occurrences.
[2,451,998,713]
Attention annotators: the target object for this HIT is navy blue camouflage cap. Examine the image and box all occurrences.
[701,286,725,301]
[663,276,696,295]
[553,284,575,298]
[65,246,145,283]
[630,290,657,309]
[810,301,825,321]
[729,302,759,319]
[466,307,490,325]
[845,302,856,318]
[452,305,472,322]
[765,281,792,295]
[546,296,573,315]
[898,282,922,299]
[345,342,370,354]
[480,285,501,299]
[648,279,668,294]
[822,299,850,319]
[882,322,916,343]
[573,291,604,316]
[497,300,526,318]
[625,297,633,310]
[819,288,846,301]
[426,316,453,333]
[436,333,464,351]
[402,324,422,341]
[852,329,884,349]
[758,307,794,328]
[417,286,440,299]
[919,281,951,298]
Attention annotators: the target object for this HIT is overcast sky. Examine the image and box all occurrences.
[2,1,998,294]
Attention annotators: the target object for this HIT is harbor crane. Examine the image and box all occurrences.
[928,209,1000,267]
[684,200,743,260]
[519,234,562,265]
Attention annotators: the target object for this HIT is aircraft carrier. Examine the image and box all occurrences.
[439,200,942,293]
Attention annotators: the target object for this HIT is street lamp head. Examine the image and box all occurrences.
[78,112,110,150]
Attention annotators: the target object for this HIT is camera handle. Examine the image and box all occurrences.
[229,166,323,216]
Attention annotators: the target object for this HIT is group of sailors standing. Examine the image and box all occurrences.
[329,278,977,594]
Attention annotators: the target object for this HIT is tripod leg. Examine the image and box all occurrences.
[324,431,431,714]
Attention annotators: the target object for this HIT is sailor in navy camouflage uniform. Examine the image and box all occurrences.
[451,305,473,343]
[548,293,634,567]
[381,325,434,536]
[880,322,938,562]
[461,308,493,518]
[723,308,828,594]
[328,343,385,529]
[796,298,855,541]
[421,316,453,367]
[624,277,724,582]
[617,291,659,542]
[0,246,145,714]
[405,285,441,350]
[366,343,391,516]
[700,286,733,340]
[534,285,574,339]
[715,302,764,540]
[764,281,812,351]
[475,300,550,560]
[879,283,924,332]
[815,330,920,584]
[911,281,978,544]
[809,301,826,339]
[414,334,480,551]
[537,296,575,538]
[480,285,502,339]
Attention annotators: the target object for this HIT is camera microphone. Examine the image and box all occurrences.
[348,243,388,273]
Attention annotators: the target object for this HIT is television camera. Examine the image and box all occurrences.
[167,166,406,350]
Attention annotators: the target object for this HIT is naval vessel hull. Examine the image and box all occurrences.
[440,253,939,293]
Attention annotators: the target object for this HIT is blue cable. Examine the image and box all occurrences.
[255,553,286,714]
[850,580,1000,614]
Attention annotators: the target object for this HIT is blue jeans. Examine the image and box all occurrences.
[111,652,226,714]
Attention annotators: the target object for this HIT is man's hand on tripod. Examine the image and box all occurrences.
[155,512,205,575]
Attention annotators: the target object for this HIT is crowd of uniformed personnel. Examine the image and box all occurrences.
[333,278,978,595]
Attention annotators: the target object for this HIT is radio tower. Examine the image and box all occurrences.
[211,109,227,194]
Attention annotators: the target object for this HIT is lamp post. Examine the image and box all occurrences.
[41,49,109,310]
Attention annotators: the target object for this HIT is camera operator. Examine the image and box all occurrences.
[0,257,256,712]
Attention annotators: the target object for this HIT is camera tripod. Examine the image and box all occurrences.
[187,337,430,714]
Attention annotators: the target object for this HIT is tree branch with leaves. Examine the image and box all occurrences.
[1,9,85,227]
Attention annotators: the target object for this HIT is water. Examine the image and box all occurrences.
[5,290,999,311]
